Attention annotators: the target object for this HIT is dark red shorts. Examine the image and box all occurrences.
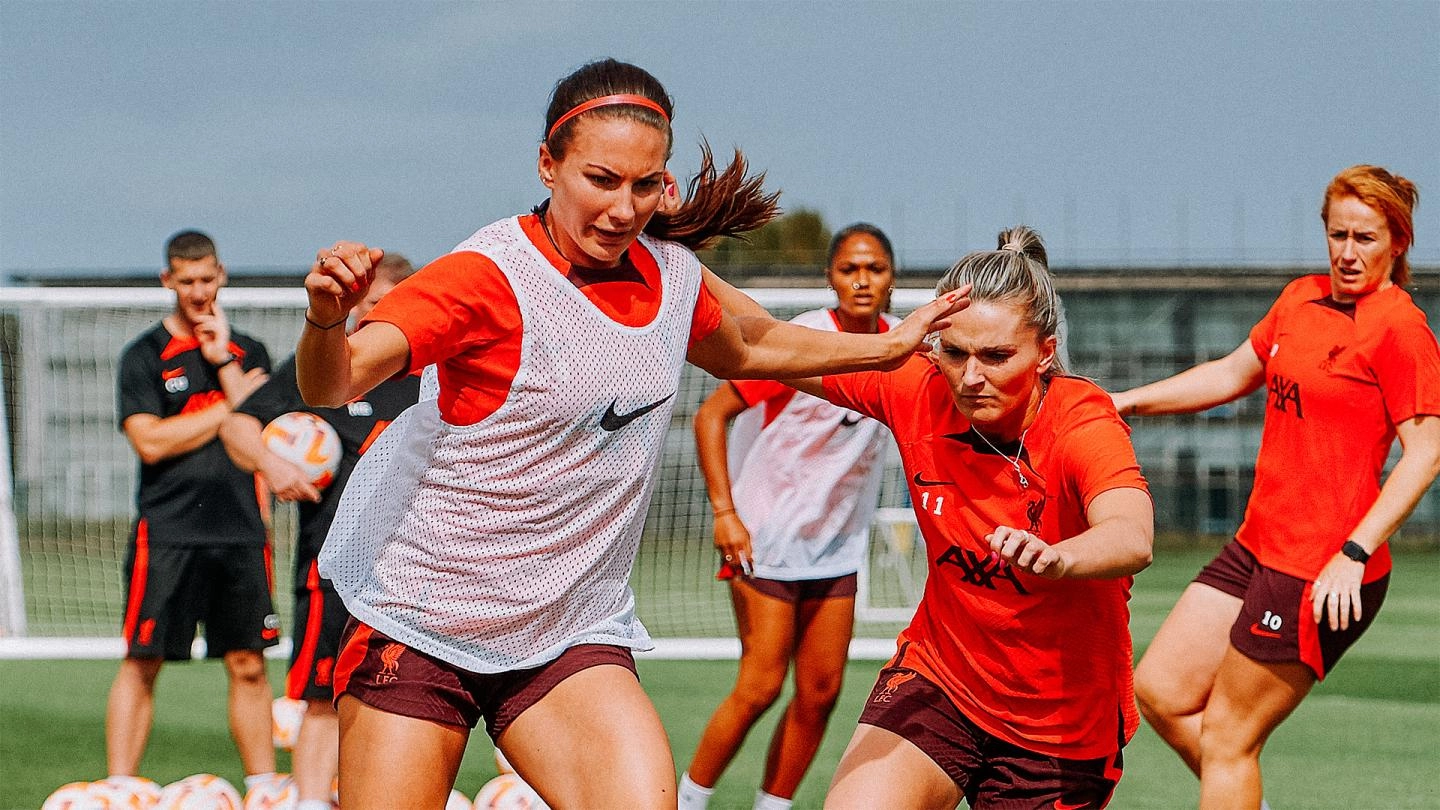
[1195,540,1388,679]
[286,559,351,701]
[332,620,638,740]
[725,571,858,603]
[858,666,1123,809]
[121,533,279,661]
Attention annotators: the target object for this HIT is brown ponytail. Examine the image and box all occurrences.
[644,141,781,250]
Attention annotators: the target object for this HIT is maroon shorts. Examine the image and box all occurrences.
[332,620,638,740]
[286,559,351,702]
[727,571,858,603]
[1195,540,1388,679]
[858,666,1123,809]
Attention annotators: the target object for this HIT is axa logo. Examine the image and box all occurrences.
[375,642,405,685]
[1268,373,1303,418]
[872,669,916,703]
[937,546,1030,595]
[347,401,373,417]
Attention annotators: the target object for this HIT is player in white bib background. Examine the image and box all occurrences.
[294,60,971,810]
[680,224,901,810]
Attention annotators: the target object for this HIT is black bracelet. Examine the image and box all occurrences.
[1340,540,1371,564]
[211,353,239,370]
[305,311,347,331]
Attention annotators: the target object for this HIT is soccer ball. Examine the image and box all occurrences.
[155,774,243,810]
[261,412,342,489]
[471,773,549,810]
[445,789,472,810]
[242,773,297,810]
[90,775,162,807]
[40,782,94,810]
[494,747,515,774]
[271,696,307,750]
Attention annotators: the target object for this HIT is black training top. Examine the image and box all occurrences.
[117,321,272,546]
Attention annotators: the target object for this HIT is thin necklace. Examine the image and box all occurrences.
[973,425,1031,488]
[972,386,1045,488]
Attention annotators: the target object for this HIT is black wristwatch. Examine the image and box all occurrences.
[1340,540,1371,564]
[211,352,239,370]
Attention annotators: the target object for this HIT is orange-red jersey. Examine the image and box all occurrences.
[1240,276,1440,582]
[823,359,1148,758]
[362,213,724,426]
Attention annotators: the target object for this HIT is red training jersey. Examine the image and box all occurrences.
[824,358,1148,758]
[1239,275,1440,582]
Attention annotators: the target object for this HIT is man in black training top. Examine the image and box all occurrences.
[109,230,276,787]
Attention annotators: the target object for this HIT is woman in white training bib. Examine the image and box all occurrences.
[295,59,969,810]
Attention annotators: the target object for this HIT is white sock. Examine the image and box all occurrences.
[243,772,278,791]
[678,772,713,810]
[753,789,793,810]
[297,801,333,810]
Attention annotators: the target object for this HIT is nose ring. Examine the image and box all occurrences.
[851,282,863,291]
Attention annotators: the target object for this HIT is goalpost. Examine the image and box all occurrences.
[0,287,929,661]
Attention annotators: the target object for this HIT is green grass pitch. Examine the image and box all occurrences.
[2,549,1436,809]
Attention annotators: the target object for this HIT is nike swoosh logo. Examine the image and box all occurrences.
[1249,622,1281,639]
[912,472,954,487]
[600,393,675,431]
[840,414,862,427]
[1054,800,1089,810]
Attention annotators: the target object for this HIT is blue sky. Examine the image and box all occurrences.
[2,1,1437,274]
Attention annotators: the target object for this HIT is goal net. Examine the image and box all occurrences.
[0,287,928,659]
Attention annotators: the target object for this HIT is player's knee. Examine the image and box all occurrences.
[223,651,269,685]
[1134,670,1191,724]
[731,675,784,714]
[794,674,843,715]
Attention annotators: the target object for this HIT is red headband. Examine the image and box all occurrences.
[546,94,670,139]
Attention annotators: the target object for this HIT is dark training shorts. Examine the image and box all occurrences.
[1195,540,1388,679]
[858,666,1123,809]
[736,571,858,603]
[121,537,278,661]
[333,620,639,741]
[286,559,351,702]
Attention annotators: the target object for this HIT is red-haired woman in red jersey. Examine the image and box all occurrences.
[293,59,968,810]
[791,226,1155,810]
[1115,165,1440,810]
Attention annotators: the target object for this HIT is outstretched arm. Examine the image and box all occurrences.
[1112,341,1265,417]
[688,287,969,380]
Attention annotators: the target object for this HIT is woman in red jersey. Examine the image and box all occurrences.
[679,224,901,810]
[792,226,1154,810]
[293,60,968,810]
[1116,165,1440,810]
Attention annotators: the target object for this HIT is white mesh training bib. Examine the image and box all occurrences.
[728,309,897,580]
[321,217,701,672]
